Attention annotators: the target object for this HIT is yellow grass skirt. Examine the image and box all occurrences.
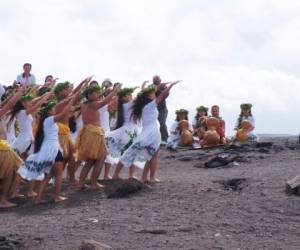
[75,125,107,161]
[0,140,23,179]
[57,123,75,159]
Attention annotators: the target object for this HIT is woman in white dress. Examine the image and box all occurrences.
[112,81,180,182]
[234,103,258,142]
[18,93,78,203]
[4,115,16,145]
[9,93,51,198]
[106,87,141,178]
[167,109,194,149]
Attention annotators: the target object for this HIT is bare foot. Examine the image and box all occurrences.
[140,178,150,184]
[104,176,112,180]
[27,191,38,198]
[77,183,90,190]
[150,177,161,183]
[54,196,68,203]
[90,183,104,190]
[129,176,138,180]
[34,199,49,205]
[112,175,123,180]
[11,193,25,199]
[69,179,79,187]
[0,200,17,208]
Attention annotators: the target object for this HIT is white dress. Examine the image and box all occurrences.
[235,115,258,141]
[4,116,16,145]
[167,120,193,149]
[106,101,141,164]
[99,105,110,134]
[120,100,161,168]
[12,110,33,155]
[18,116,61,181]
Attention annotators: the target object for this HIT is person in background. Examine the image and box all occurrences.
[16,63,36,85]
[210,105,227,144]
[234,103,258,142]
[102,78,113,97]
[167,109,194,150]
[192,106,208,141]
[153,75,170,145]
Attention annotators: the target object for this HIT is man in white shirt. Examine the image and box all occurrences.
[16,63,36,85]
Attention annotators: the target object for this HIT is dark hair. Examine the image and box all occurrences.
[131,92,152,123]
[34,113,47,153]
[23,63,32,69]
[7,100,24,128]
[115,98,126,129]
[44,75,53,83]
[176,114,188,122]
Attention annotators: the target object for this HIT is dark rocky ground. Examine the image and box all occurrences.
[1,137,300,250]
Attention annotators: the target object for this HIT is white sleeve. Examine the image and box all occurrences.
[16,74,22,83]
[169,121,178,134]
[249,116,255,128]
[45,116,55,127]
[31,75,36,84]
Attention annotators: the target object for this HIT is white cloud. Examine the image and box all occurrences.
[1,0,300,135]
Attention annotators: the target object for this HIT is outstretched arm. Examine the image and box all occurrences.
[0,85,27,117]
[54,92,80,122]
[89,83,122,110]
[26,92,53,115]
[72,76,93,95]
[156,80,181,105]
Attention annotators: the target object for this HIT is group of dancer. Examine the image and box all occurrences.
[167,104,257,150]
[0,72,180,208]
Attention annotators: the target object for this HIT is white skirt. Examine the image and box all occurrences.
[106,124,140,161]
[12,132,33,155]
[18,139,60,181]
[120,124,161,168]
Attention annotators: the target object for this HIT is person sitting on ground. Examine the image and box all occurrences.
[234,103,258,142]
[210,105,227,144]
[167,109,194,150]
[192,106,208,141]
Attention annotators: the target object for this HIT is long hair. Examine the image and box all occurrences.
[116,98,128,129]
[34,113,48,153]
[7,100,24,128]
[131,92,152,123]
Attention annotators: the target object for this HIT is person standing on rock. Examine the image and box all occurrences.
[76,83,121,189]
[112,81,180,183]
[153,75,171,145]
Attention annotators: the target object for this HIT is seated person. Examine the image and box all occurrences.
[192,106,208,141]
[167,109,194,149]
[234,103,258,142]
[201,117,221,147]
[210,105,227,144]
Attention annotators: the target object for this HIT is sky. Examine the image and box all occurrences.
[1,0,300,135]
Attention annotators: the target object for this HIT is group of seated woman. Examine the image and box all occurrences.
[167,103,257,149]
